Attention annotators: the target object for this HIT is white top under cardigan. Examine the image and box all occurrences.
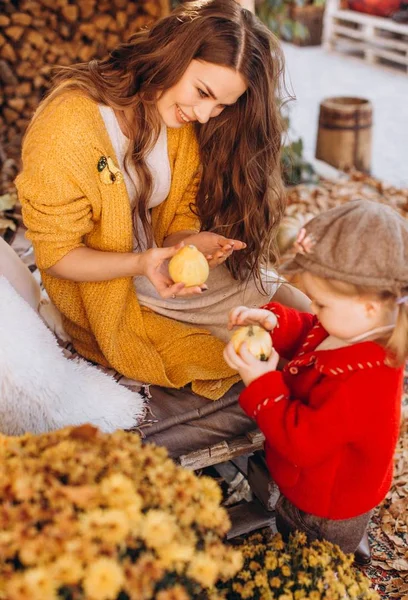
[99,105,279,343]
[99,105,171,252]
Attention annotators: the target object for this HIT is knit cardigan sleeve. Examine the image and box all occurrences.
[16,94,108,270]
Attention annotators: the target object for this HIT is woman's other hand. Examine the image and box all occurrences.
[223,340,279,386]
[139,243,208,299]
[186,231,246,269]
[227,305,277,331]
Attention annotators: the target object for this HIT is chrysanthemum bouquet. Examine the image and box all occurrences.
[215,531,380,600]
[0,425,242,600]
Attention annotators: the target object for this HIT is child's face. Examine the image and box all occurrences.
[301,272,391,340]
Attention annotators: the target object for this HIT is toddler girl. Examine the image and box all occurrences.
[224,200,407,554]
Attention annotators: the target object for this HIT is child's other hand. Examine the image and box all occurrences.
[223,340,279,387]
[227,306,277,331]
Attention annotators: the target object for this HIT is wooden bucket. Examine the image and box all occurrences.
[315,97,373,173]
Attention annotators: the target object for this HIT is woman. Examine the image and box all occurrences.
[16,0,309,400]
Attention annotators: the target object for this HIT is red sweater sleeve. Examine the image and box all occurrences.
[239,367,400,468]
[261,302,316,360]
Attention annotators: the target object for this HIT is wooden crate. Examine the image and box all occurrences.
[323,0,408,73]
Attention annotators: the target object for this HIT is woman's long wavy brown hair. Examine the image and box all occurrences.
[34,0,286,284]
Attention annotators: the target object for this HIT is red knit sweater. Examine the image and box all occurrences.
[239,303,403,520]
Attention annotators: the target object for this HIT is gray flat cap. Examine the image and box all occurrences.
[281,199,408,295]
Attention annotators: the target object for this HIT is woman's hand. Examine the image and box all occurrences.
[223,341,279,387]
[227,306,278,331]
[186,232,246,269]
[139,243,207,299]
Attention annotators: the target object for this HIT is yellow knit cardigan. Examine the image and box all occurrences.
[16,93,239,400]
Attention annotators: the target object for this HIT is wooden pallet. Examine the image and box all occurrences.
[323,1,408,73]
[176,431,269,538]
[227,498,276,539]
[177,430,265,470]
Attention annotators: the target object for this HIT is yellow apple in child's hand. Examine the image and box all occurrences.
[231,325,273,361]
[168,244,209,287]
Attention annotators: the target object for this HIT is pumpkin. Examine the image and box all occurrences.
[231,325,273,361]
[169,244,209,287]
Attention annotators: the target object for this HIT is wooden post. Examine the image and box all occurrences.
[315,97,373,173]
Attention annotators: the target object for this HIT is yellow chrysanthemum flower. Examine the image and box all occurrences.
[140,510,178,549]
[156,584,190,600]
[51,554,84,585]
[81,508,130,544]
[218,548,244,579]
[100,473,141,508]
[250,559,264,573]
[199,476,223,504]
[5,574,33,600]
[241,581,255,599]
[23,568,58,600]
[265,552,278,571]
[19,540,45,567]
[297,571,312,587]
[270,534,285,550]
[187,552,219,588]
[123,502,143,532]
[156,542,195,568]
[254,571,268,588]
[281,565,291,577]
[196,505,229,532]
[294,591,308,600]
[83,557,124,600]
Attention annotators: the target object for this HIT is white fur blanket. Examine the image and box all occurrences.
[0,276,145,435]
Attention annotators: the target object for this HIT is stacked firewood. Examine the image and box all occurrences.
[0,0,168,162]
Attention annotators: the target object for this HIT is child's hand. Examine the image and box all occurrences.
[227,306,277,331]
[223,340,280,387]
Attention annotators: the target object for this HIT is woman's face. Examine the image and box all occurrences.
[156,59,247,128]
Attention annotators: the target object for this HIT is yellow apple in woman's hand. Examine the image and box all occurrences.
[231,325,273,361]
[169,245,209,287]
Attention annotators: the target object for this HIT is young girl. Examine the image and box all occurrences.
[224,199,406,554]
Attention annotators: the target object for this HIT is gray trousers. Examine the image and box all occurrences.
[275,494,372,554]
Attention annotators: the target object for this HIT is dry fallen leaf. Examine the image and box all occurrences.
[0,217,16,232]
[388,558,408,572]
[0,192,17,212]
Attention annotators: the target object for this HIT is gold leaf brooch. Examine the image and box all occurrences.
[97,156,123,185]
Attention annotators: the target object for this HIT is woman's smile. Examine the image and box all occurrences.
[176,104,192,124]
